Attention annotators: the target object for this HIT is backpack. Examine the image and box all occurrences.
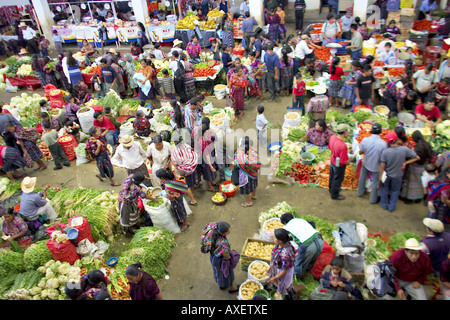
[174,60,185,80]
[365,260,397,298]
[200,221,218,254]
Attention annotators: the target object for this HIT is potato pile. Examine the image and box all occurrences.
[248,261,269,280]
[263,219,284,233]
[240,281,262,300]
[244,241,274,260]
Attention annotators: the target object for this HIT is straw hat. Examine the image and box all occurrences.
[119,135,134,148]
[108,48,117,54]
[21,176,37,193]
[19,21,27,28]
[19,48,28,55]
[173,39,183,46]
[423,217,444,233]
[403,238,422,251]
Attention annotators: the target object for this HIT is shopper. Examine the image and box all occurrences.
[328,124,350,200]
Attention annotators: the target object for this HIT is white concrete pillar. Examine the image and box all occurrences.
[30,0,56,49]
[354,0,369,22]
[131,0,150,25]
[249,0,265,26]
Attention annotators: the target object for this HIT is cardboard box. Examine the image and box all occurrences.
[240,238,274,269]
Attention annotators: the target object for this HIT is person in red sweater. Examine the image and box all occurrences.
[328,123,349,200]
[328,57,345,108]
[389,238,432,300]
[93,110,117,151]
[290,73,306,114]
[414,97,443,130]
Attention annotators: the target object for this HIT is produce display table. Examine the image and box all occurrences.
[3,74,41,89]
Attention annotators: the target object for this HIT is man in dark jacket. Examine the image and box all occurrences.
[420,218,450,275]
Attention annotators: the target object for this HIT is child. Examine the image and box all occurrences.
[276,6,286,40]
[358,22,369,40]
[314,257,356,300]
[291,73,305,114]
[133,110,152,137]
[255,105,268,145]
[139,100,154,115]
[221,45,233,74]
[339,60,361,108]
[52,30,63,57]
[42,120,70,170]
[158,68,176,100]
[39,35,50,58]
[152,42,165,59]
[91,73,106,99]
[40,100,51,113]
[63,119,81,144]
[328,56,344,107]
[232,40,245,59]
[434,77,450,112]
[41,112,61,131]
[64,95,80,123]
[422,163,438,204]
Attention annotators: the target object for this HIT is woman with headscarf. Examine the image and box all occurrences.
[266,9,281,43]
[110,54,126,98]
[268,228,296,300]
[234,136,261,207]
[87,126,120,186]
[192,117,218,192]
[118,172,149,233]
[401,130,434,203]
[126,261,163,300]
[181,53,196,100]
[65,51,84,87]
[208,221,239,293]
[155,168,190,231]
[135,58,154,103]
[124,53,138,98]
[228,66,248,118]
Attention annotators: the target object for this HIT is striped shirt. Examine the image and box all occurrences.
[184,104,200,130]
[158,76,175,95]
[171,143,199,173]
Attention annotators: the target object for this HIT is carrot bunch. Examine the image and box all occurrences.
[413,20,432,31]
[39,142,52,161]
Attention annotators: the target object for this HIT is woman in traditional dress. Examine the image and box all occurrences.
[427,166,450,223]
[234,136,261,207]
[87,126,120,186]
[220,13,234,48]
[155,168,190,232]
[118,172,148,233]
[192,117,218,192]
[126,261,163,300]
[182,53,196,100]
[339,60,361,108]
[268,228,296,300]
[5,122,46,171]
[266,9,281,43]
[186,35,202,61]
[1,207,31,249]
[279,47,294,96]
[0,145,26,182]
[228,66,248,118]
[136,58,154,103]
[401,130,434,203]
[65,51,84,87]
[208,221,239,293]
[124,53,138,98]
[248,51,266,101]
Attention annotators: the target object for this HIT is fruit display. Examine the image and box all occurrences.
[239,281,263,300]
[176,14,200,29]
[243,241,274,261]
[263,218,284,233]
[72,52,86,63]
[212,192,225,203]
[207,8,223,18]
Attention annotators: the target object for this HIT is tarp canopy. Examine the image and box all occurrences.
[0,0,30,6]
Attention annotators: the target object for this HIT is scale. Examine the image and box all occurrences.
[325,43,343,59]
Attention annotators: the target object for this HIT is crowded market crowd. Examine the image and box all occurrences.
[0,0,448,303]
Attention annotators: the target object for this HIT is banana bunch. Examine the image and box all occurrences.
[207,8,223,18]
[176,15,199,29]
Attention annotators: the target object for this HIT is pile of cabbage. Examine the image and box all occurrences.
[2,92,46,126]
[6,260,81,300]
[0,177,10,197]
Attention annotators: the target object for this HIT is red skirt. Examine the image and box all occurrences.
[232,86,245,111]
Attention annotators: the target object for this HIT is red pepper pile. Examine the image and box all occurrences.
[284,162,318,184]
[193,68,217,78]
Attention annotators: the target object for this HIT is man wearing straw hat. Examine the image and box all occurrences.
[111,134,151,186]
[19,21,38,55]
[389,238,432,300]
[19,177,57,223]
[420,218,450,275]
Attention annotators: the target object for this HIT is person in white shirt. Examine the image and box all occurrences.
[169,50,187,103]
[280,212,324,278]
[146,135,172,187]
[340,9,354,40]
[112,135,151,186]
[151,42,165,59]
[255,105,268,145]
[321,13,341,46]
[293,35,318,74]
[19,22,38,54]
[240,0,250,16]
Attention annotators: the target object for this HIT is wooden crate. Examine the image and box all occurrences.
[240,238,274,270]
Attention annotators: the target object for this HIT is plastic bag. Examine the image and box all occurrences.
[144,197,180,234]
[75,145,89,166]
[344,250,365,273]
[76,238,94,257]
[5,78,18,93]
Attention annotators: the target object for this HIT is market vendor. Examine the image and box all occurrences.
[381,20,401,41]
[420,218,450,274]
[412,63,439,102]
[375,33,396,56]
[80,39,97,65]
[414,97,443,130]
[377,42,397,65]
[19,21,38,55]
[300,119,335,153]
[118,173,150,234]
[306,87,330,128]
[41,112,61,132]
[19,177,57,222]
[321,13,341,46]
[293,35,318,73]
[301,57,329,80]
[93,111,118,151]
[280,213,324,278]
[418,0,437,20]
[1,207,32,249]
[380,78,410,116]
[171,39,184,56]
[186,35,202,62]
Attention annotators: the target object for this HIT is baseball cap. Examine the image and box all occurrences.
[386,131,398,143]
[371,123,382,134]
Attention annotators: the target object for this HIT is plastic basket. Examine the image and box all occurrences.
[219,180,237,198]
[335,39,348,55]
[68,216,94,245]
